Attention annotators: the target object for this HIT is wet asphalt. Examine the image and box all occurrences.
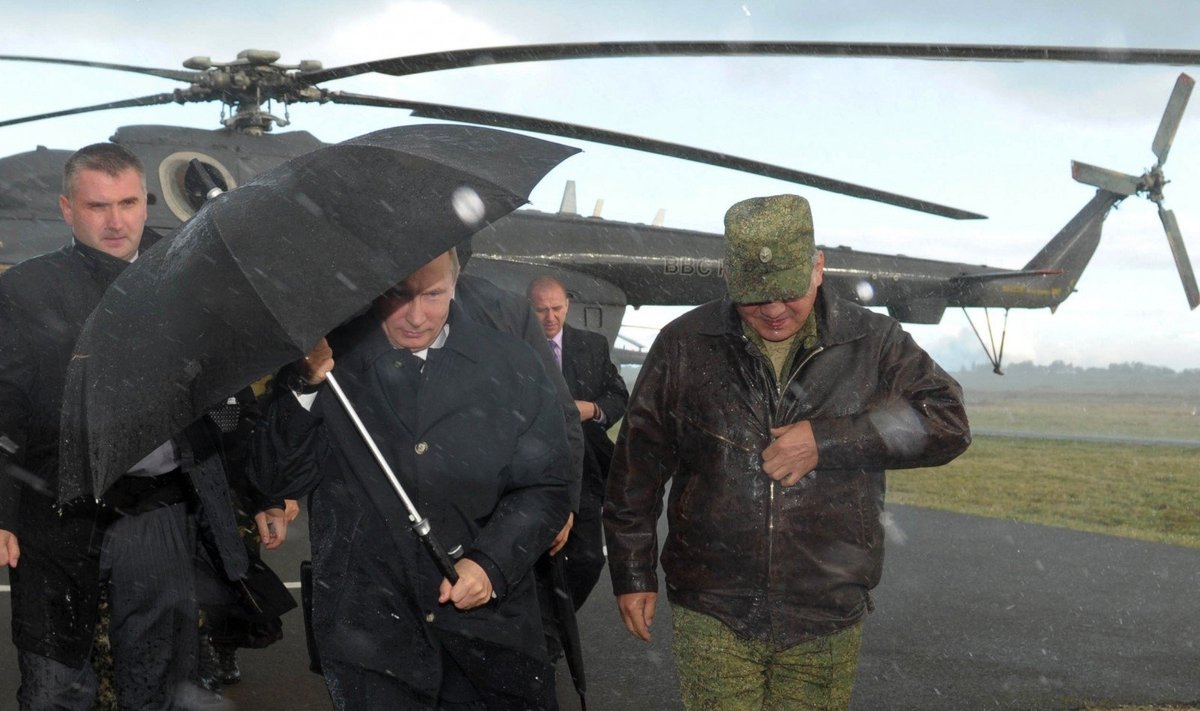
[2,502,1197,710]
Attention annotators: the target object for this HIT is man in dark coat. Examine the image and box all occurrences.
[528,275,628,610]
[253,250,572,710]
[0,142,283,709]
[604,194,970,710]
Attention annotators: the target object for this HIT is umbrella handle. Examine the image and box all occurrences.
[416,519,462,584]
[324,372,464,584]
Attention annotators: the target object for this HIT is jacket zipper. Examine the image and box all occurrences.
[766,345,824,607]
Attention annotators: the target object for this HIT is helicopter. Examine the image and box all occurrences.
[1,43,1198,373]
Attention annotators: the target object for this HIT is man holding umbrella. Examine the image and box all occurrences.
[254,248,572,709]
[0,143,287,709]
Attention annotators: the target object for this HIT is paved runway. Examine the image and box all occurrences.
[2,503,1198,710]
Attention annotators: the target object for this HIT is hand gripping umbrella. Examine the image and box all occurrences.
[58,124,578,519]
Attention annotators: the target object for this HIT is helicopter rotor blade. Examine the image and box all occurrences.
[1070,161,1142,196]
[1151,73,1194,167]
[0,55,197,82]
[1158,205,1200,309]
[302,41,1200,84]
[0,93,185,129]
[325,90,985,220]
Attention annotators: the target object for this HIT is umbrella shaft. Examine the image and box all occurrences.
[325,372,422,522]
[325,372,461,583]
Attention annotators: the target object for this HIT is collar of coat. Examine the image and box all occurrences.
[66,227,164,282]
[341,299,490,375]
[696,289,871,348]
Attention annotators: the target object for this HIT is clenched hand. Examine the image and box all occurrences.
[763,421,819,487]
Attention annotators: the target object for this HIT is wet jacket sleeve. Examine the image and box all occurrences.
[250,382,330,502]
[466,351,572,595]
[810,321,971,470]
[589,331,630,425]
[602,333,678,596]
[0,279,34,531]
[454,276,584,512]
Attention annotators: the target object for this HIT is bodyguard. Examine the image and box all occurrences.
[0,143,273,709]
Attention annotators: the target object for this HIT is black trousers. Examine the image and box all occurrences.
[16,502,198,711]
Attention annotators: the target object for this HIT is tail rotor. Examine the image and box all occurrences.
[1071,72,1198,310]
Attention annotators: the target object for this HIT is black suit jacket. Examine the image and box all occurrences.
[560,324,629,497]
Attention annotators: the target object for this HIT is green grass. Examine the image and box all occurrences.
[888,435,1200,549]
[966,392,1200,441]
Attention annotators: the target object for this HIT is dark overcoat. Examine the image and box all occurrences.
[253,303,572,706]
[0,236,250,666]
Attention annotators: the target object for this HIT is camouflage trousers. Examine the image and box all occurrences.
[670,605,863,711]
[90,587,118,711]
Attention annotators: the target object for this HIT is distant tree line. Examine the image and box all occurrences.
[953,361,1200,396]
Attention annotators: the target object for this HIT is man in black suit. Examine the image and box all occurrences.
[528,276,629,610]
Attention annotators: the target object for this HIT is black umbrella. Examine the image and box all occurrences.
[547,554,588,709]
[58,123,578,503]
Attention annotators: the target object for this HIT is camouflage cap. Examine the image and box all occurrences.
[723,194,816,303]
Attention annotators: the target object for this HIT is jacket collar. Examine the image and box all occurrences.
[66,227,164,283]
[67,238,133,283]
[348,299,489,374]
[696,289,870,348]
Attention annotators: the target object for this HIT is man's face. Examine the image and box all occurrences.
[529,284,569,339]
[377,252,457,351]
[59,167,147,262]
[734,253,825,343]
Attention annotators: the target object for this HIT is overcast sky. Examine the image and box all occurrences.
[2,1,1198,371]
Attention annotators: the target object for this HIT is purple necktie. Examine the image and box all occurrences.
[549,339,562,369]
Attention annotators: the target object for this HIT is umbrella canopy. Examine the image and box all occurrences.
[58,124,578,502]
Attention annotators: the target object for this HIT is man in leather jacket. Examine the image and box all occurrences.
[603,194,971,709]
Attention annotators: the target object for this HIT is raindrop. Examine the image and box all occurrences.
[868,401,927,457]
[880,510,908,545]
[452,186,486,226]
[855,280,876,302]
[293,191,323,217]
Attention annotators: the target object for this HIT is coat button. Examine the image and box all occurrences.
[425,612,435,623]
[415,441,428,455]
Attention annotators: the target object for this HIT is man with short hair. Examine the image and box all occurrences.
[604,194,971,709]
[0,142,281,709]
[254,249,572,709]
[528,275,628,610]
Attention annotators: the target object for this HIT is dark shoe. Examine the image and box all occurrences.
[197,635,223,694]
[214,646,241,685]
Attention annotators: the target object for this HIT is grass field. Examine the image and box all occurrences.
[889,389,1200,550]
[889,435,1200,548]
[964,390,1200,442]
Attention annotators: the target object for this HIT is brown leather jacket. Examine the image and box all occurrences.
[603,292,970,646]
